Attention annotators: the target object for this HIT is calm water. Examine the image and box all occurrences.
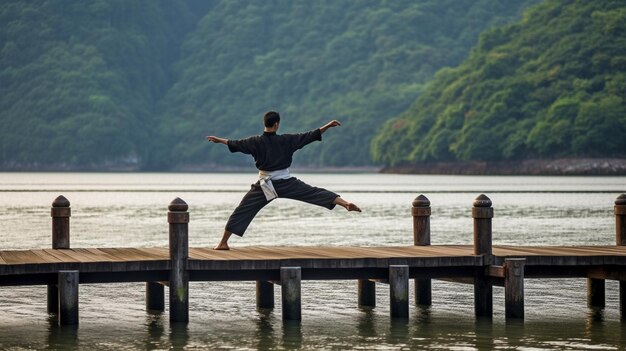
[0,172,625,350]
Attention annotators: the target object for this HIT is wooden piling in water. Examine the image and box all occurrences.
[358,279,376,308]
[413,194,432,306]
[473,194,493,319]
[389,265,409,319]
[58,270,79,325]
[585,194,619,309]
[48,195,71,314]
[146,282,165,311]
[615,194,626,319]
[168,198,189,323]
[280,267,301,321]
[587,278,605,308]
[256,281,275,309]
[504,258,525,320]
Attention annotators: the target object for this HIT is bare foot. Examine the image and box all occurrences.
[214,231,233,250]
[213,242,230,250]
[347,203,361,212]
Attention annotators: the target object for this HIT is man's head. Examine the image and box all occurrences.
[264,111,280,128]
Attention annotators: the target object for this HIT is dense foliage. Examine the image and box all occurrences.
[0,0,210,168]
[371,0,626,166]
[157,0,536,168]
[0,0,535,169]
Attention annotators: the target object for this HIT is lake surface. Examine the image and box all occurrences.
[0,172,625,350]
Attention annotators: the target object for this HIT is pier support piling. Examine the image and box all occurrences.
[280,267,301,321]
[146,282,165,311]
[49,195,70,314]
[504,258,525,320]
[587,278,605,308]
[358,279,376,308]
[412,195,432,306]
[168,198,189,323]
[58,270,79,325]
[615,194,626,319]
[257,281,275,309]
[473,194,493,319]
[389,265,409,319]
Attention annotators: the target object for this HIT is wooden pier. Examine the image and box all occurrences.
[1,193,625,325]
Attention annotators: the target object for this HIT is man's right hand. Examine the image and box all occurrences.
[320,120,342,134]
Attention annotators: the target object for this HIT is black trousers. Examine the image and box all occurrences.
[225,177,339,236]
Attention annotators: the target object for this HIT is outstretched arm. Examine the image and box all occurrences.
[206,136,228,145]
[320,120,341,134]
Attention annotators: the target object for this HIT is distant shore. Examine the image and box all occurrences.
[2,158,625,175]
[381,158,626,176]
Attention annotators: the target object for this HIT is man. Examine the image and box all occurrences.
[206,111,362,250]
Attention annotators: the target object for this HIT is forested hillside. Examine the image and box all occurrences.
[371,0,626,167]
[0,0,536,170]
[156,0,536,168]
[0,0,211,169]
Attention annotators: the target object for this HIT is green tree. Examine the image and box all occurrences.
[373,0,626,166]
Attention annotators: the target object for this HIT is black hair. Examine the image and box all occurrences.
[264,111,280,127]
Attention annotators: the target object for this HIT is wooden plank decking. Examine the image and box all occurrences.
[2,245,626,277]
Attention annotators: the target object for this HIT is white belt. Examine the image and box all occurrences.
[258,169,291,201]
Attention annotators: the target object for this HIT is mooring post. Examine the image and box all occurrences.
[389,265,409,319]
[412,194,432,306]
[58,270,79,325]
[473,194,493,319]
[358,279,376,308]
[504,258,525,320]
[615,194,626,319]
[280,267,301,321]
[168,197,189,323]
[48,195,71,314]
[146,282,165,311]
[257,281,275,309]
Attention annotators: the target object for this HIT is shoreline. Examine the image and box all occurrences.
[2,158,626,175]
[381,158,626,176]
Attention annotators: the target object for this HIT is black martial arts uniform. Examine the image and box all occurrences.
[225,129,339,236]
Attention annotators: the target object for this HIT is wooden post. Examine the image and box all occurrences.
[473,194,493,319]
[621,281,626,322]
[412,194,432,306]
[280,267,301,321]
[168,197,189,323]
[616,194,626,245]
[49,195,71,314]
[58,270,79,325]
[504,258,525,320]
[389,265,409,319]
[146,282,165,311]
[257,281,275,309]
[615,194,626,319]
[587,279,605,308]
[358,279,376,308]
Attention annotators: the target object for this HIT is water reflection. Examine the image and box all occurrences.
[357,309,377,338]
[46,315,78,350]
[281,320,302,349]
[169,323,189,350]
[255,309,276,349]
[503,319,525,349]
[585,307,607,345]
[474,319,495,351]
[388,319,409,345]
[144,313,165,350]
[415,305,432,324]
